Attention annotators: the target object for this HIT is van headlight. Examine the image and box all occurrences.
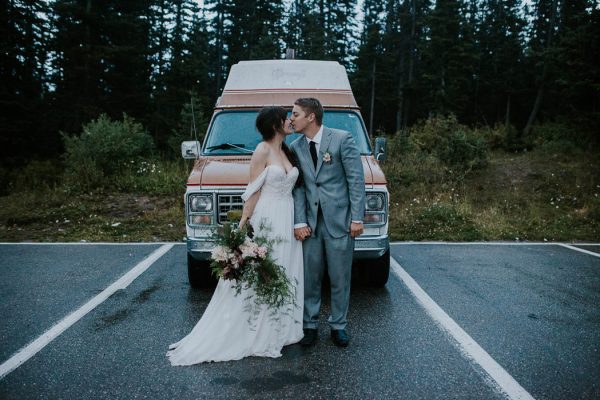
[366,193,385,211]
[364,192,386,225]
[189,194,213,213]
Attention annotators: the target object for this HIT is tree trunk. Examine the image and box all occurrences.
[505,94,511,127]
[396,52,405,133]
[404,0,417,130]
[216,1,223,95]
[369,60,376,136]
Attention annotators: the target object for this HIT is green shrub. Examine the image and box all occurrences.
[524,121,589,151]
[407,115,489,173]
[478,124,523,151]
[0,166,10,195]
[10,160,63,193]
[113,159,188,195]
[384,148,447,188]
[62,114,155,191]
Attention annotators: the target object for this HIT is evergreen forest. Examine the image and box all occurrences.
[3,0,599,166]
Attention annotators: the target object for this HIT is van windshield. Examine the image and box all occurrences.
[203,110,372,155]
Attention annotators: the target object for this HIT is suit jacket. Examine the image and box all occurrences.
[291,126,366,238]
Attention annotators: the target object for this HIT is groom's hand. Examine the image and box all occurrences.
[294,226,311,241]
[350,222,364,238]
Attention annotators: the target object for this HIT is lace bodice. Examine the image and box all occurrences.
[241,165,298,200]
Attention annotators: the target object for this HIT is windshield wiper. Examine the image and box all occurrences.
[205,143,253,153]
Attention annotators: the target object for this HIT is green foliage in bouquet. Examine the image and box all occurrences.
[209,222,295,310]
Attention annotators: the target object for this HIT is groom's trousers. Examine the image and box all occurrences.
[303,209,354,330]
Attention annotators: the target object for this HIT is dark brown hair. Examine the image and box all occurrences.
[256,106,287,141]
[294,97,323,125]
[255,106,303,187]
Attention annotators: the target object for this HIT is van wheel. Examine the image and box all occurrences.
[370,249,390,287]
[187,254,217,288]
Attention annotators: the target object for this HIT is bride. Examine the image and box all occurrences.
[167,106,304,365]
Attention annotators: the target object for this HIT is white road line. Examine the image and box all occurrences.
[558,244,600,258]
[0,242,185,245]
[390,258,536,400]
[0,244,173,380]
[391,241,600,246]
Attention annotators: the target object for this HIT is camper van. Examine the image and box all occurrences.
[181,60,390,287]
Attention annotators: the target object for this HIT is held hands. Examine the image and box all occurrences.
[350,222,364,238]
[294,226,312,241]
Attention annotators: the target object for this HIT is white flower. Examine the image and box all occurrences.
[211,245,229,262]
[239,238,259,259]
[256,246,268,259]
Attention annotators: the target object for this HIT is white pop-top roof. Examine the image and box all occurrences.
[223,60,352,91]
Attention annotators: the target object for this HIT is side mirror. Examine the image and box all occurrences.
[181,141,201,159]
[374,137,387,162]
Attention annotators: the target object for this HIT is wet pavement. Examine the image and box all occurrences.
[0,243,598,399]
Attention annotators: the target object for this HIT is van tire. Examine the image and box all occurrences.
[370,249,390,287]
[187,254,217,288]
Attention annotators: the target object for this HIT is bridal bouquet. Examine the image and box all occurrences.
[209,222,295,309]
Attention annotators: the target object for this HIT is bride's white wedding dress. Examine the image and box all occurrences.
[167,165,304,365]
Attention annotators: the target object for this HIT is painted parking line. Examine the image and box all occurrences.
[558,243,600,258]
[0,242,185,245]
[0,244,173,380]
[391,241,600,246]
[390,257,536,400]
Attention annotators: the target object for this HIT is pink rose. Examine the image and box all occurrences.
[256,246,268,259]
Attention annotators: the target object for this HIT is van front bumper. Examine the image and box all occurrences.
[353,234,389,259]
[187,237,214,261]
[187,234,389,261]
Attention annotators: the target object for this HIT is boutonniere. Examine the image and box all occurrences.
[322,151,332,163]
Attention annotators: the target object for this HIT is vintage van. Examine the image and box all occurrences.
[181,60,390,287]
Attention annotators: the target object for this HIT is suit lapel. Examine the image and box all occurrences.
[315,127,333,176]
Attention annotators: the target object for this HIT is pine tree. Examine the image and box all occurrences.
[146,0,214,152]
[103,1,153,121]
[548,0,599,130]
[49,0,107,135]
[352,0,385,135]
[475,0,526,126]
[523,0,559,134]
[228,0,285,62]
[1,0,51,164]
[419,0,477,120]
[50,0,153,134]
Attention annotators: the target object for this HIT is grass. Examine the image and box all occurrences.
[0,140,598,243]
[0,191,185,242]
[385,149,599,241]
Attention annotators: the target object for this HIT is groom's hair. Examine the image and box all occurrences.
[294,98,323,125]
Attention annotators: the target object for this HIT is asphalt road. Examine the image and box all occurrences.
[0,242,598,399]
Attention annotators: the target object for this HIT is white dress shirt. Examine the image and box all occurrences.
[306,125,324,154]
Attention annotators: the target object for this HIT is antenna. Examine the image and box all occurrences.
[190,93,200,159]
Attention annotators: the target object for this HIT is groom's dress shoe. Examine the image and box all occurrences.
[331,329,349,347]
[300,329,318,347]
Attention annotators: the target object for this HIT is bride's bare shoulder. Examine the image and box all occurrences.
[253,142,270,160]
[250,142,269,172]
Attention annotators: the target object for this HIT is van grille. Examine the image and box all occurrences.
[217,194,244,224]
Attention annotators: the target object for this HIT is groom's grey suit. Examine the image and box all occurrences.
[291,126,365,330]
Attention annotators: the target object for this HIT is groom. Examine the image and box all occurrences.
[290,98,365,348]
